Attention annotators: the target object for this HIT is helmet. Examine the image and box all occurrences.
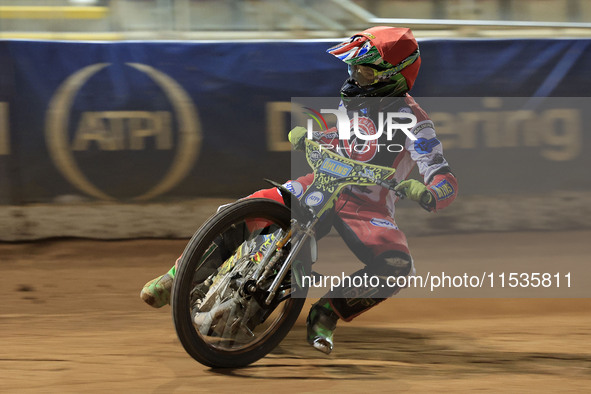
[327,26,421,109]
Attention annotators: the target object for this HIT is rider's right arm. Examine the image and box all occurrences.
[288,127,307,150]
[289,126,340,152]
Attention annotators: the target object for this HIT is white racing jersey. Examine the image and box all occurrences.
[313,94,457,214]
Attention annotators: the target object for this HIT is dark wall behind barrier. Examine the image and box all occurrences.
[0,39,590,204]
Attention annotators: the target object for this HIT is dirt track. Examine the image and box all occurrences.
[2,231,591,393]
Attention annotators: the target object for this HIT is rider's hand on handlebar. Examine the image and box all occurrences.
[288,126,307,150]
[394,179,434,207]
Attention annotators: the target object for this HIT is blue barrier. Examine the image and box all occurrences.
[0,39,590,204]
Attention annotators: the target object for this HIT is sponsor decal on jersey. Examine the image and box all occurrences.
[412,120,434,135]
[414,137,441,154]
[314,130,339,140]
[370,218,399,230]
[320,158,353,178]
[429,152,445,165]
[305,191,324,207]
[283,181,303,198]
[339,116,379,162]
[431,179,454,200]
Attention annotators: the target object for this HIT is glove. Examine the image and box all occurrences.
[394,179,434,206]
[288,126,307,150]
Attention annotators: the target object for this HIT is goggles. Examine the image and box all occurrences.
[348,50,420,87]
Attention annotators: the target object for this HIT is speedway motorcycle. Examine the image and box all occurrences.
[171,137,404,368]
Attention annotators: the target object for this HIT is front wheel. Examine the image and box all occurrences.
[171,199,306,368]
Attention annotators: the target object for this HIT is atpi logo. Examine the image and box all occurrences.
[305,191,324,207]
[45,63,202,201]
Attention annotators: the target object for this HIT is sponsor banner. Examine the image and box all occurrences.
[1,39,591,204]
[0,42,14,204]
[3,40,340,203]
[0,157,9,204]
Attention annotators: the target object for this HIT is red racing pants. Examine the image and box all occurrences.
[248,173,415,321]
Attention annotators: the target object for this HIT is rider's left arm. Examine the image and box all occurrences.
[404,121,458,212]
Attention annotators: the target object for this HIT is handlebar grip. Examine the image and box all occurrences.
[360,175,406,199]
[383,179,405,199]
[418,200,431,211]
[418,191,434,211]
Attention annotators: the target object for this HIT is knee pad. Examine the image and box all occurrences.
[323,252,414,322]
[370,252,413,278]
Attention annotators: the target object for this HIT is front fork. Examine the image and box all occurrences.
[255,217,318,305]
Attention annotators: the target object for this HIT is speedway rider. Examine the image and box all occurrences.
[141,26,458,355]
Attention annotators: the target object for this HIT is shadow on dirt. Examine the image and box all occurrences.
[208,326,591,380]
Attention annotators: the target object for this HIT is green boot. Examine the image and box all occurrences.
[140,266,175,308]
[306,300,339,355]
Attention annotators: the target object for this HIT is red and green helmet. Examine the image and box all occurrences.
[327,26,421,98]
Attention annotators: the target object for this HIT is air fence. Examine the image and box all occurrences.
[1,38,590,240]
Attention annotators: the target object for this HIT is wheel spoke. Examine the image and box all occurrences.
[171,199,308,368]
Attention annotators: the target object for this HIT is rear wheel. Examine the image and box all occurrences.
[171,199,306,368]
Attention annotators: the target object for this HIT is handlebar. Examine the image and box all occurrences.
[361,175,432,212]
[368,177,405,199]
[325,174,406,199]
